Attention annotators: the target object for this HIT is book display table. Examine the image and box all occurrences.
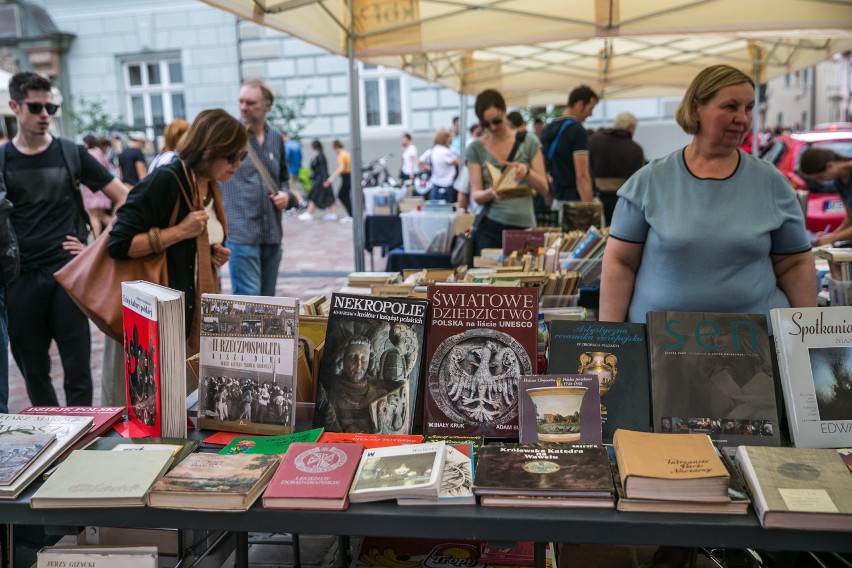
[4,482,851,568]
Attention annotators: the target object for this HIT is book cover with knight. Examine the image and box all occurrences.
[197,294,300,435]
[313,293,429,434]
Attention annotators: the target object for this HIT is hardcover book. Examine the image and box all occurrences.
[30,449,173,508]
[646,311,781,447]
[423,285,538,437]
[737,446,852,531]
[317,431,423,449]
[770,307,852,448]
[262,442,364,510]
[0,432,55,485]
[473,444,614,502]
[547,320,651,442]
[613,429,729,502]
[296,315,328,420]
[348,441,446,503]
[219,427,324,456]
[148,453,279,511]
[19,406,125,446]
[312,293,429,434]
[0,413,93,499]
[121,281,186,438]
[561,201,604,232]
[502,229,546,256]
[37,545,158,568]
[484,162,534,198]
[197,294,300,435]
[397,443,476,506]
[518,374,602,445]
[352,537,557,568]
[85,436,199,470]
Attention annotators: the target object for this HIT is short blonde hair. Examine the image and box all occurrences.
[177,109,247,178]
[433,127,451,146]
[675,65,754,135]
[613,112,638,131]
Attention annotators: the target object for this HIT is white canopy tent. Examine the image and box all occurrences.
[200,0,852,268]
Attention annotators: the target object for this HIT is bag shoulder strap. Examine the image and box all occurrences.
[507,131,526,163]
[545,118,577,163]
[246,139,280,197]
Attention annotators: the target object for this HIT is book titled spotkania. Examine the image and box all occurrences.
[313,294,429,435]
[423,285,538,438]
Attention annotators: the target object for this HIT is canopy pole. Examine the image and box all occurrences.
[348,0,365,271]
[459,94,468,157]
[752,45,761,155]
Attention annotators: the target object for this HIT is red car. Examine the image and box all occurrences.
[762,130,852,232]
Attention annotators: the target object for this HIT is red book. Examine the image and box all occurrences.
[19,406,125,446]
[317,432,423,449]
[502,229,545,256]
[262,442,363,510]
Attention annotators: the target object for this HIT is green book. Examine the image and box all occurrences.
[219,427,324,456]
[85,437,199,470]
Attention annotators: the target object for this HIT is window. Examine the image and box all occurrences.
[360,63,406,131]
[122,56,185,135]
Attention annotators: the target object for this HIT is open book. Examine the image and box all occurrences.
[485,162,534,199]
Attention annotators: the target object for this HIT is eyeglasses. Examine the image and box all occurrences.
[226,151,248,164]
[18,101,60,115]
[480,117,504,129]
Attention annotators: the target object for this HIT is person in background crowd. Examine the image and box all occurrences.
[109,109,244,354]
[298,139,336,221]
[506,111,525,131]
[148,118,189,173]
[0,173,17,414]
[81,134,116,237]
[118,131,147,187]
[4,72,127,407]
[400,133,418,183]
[421,127,459,203]
[540,86,599,215]
[588,111,645,226]
[467,89,549,253]
[450,115,461,154]
[799,148,852,246]
[325,139,353,223]
[454,123,481,213]
[533,118,545,137]
[282,131,308,209]
[220,79,295,297]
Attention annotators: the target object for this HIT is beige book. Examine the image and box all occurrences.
[38,545,158,568]
[484,162,534,198]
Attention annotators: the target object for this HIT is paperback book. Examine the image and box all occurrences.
[423,285,538,437]
[547,321,651,442]
[262,442,364,510]
[518,374,601,444]
[313,293,429,434]
[84,436,199,470]
[397,443,476,506]
[317,431,423,449]
[646,311,781,447]
[219,427,324,456]
[197,293,300,435]
[121,281,186,438]
[770,307,852,448]
[349,441,446,503]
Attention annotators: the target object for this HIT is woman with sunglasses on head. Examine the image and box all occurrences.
[799,148,852,246]
[466,89,549,253]
[108,109,247,354]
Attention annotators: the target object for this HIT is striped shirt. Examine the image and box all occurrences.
[220,122,290,245]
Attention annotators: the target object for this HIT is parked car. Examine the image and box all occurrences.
[762,131,852,232]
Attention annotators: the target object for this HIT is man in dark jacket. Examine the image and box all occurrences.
[588,112,646,225]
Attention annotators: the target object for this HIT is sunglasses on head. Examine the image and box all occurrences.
[226,151,248,164]
[480,117,504,129]
[19,101,60,115]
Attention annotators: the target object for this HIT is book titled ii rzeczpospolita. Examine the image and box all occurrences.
[646,311,781,448]
[313,293,429,434]
[423,285,538,438]
[197,294,300,435]
[770,307,852,448]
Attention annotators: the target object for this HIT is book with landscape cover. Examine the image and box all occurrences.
[518,374,601,445]
[313,293,429,434]
[317,431,423,448]
[547,321,651,443]
[37,545,158,568]
[84,436,199,470]
[613,429,729,502]
[197,293,300,435]
[219,427,324,456]
[30,449,173,508]
[0,432,55,485]
[262,442,364,510]
[0,413,93,499]
[148,453,279,511]
[348,441,446,503]
[770,307,852,448]
[423,285,538,437]
[121,281,186,438]
[737,446,852,531]
[19,406,125,447]
[646,311,781,447]
[473,444,614,503]
[398,443,476,506]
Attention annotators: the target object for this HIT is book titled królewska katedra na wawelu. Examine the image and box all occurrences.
[423,285,538,438]
[737,446,852,531]
[646,311,781,447]
[313,293,429,434]
[770,307,852,448]
[121,281,186,438]
[197,294,300,435]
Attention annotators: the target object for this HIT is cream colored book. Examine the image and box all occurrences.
[37,545,157,568]
[30,449,173,508]
[484,162,533,198]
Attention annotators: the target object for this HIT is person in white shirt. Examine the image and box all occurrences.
[420,127,459,203]
[400,133,418,183]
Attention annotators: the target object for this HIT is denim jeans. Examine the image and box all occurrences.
[0,287,8,413]
[227,242,282,296]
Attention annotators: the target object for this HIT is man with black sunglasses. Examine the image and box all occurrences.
[3,72,127,407]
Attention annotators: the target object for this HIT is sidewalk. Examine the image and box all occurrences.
[7,204,360,413]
